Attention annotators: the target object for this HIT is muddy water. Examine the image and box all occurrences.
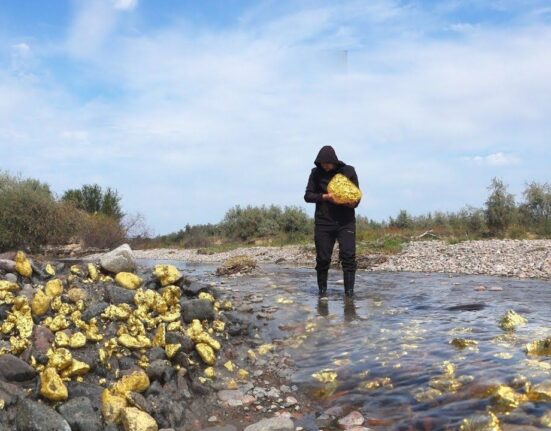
[139,260,551,430]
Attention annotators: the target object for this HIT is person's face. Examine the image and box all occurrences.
[321,163,335,172]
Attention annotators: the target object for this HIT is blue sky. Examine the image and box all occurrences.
[1,0,550,234]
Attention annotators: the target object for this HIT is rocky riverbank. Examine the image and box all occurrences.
[85,239,551,280]
[377,239,551,279]
[0,246,317,431]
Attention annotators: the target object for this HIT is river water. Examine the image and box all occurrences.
[138,260,551,430]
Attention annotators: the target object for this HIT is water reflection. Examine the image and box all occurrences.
[221,268,551,430]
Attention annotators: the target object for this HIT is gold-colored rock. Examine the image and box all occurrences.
[491,385,527,410]
[525,336,551,355]
[54,331,71,347]
[118,334,151,349]
[70,265,82,275]
[237,369,249,380]
[223,361,235,372]
[12,298,33,339]
[459,411,500,431]
[152,323,166,347]
[166,321,182,332]
[31,289,51,316]
[204,367,216,378]
[247,349,257,361]
[61,359,91,378]
[312,369,338,383]
[86,263,99,281]
[101,389,128,424]
[112,370,150,396]
[44,314,69,332]
[85,320,104,341]
[0,280,19,292]
[9,336,29,354]
[219,300,233,311]
[276,297,294,305]
[413,387,443,402]
[327,173,362,205]
[528,381,551,401]
[451,338,479,348]
[15,251,32,278]
[257,344,274,355]
[198,292,215,302]
[359,377,393,390]
[103,304,133,321]
[226,379,238,389]
[45,279,64,297]
[69,332,87,348]
[44,263,56,277]
[153,264,182,287]
[47,347,73,371]
[212,320,225,332]
[67,288,87,303]
[499,310,527,331]
[165,343,181,359]
[196,343,216,365]
[40,367,68,401]
[541,411,551,428]
[429,376,461,393]
[115,272,143,290]
[121,406,158,431]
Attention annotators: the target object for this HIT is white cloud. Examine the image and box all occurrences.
[463,152,521,166]
[113,0,137,11]
[2,0,550,232]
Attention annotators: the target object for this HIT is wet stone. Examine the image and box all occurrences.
[81,301,109,321]
[16,399,71,431]
[66,382,103,413]
[338,411,365,429]
[200,426,238,431]
[31,325,54,355]
[57,396,102,431]
[148,346,167,362]
[0,354,36,382]
[147,359,174,382]
[180,299,215,322]
[105,284,135,305]
[244,417,294,431]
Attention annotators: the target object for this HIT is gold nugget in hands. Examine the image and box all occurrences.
[327,173,362,205]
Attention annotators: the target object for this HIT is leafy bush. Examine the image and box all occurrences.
[485,177,516,236]
[62,184,124,221]
[0,172,82,251]
[79,213,126,249]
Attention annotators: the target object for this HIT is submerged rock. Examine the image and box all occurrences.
[244,416,294,431]
[499,310,527,331]
[459,411,500,431]
[216,255,257,276]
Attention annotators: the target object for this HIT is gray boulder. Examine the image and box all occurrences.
[16,399,71,431]
[99,244,136,273]
[0,354,36,381]
[105,284,135,305]
[57,396,102,431]
[3,273,18,283]
[181,299,215,322]
[82,301,109,321]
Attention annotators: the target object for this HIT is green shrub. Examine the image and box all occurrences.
[485,177,516,236]
[80,213,126,249]
[0,172,82,251]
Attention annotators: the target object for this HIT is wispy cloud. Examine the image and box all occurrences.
[1,0,550,232]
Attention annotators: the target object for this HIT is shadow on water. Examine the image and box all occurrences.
[215,267,551,430]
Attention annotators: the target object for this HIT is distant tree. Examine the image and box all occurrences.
[390,209,413,229]
[519,181,551,234]
[485,177,516,236]
[62,184,123,221]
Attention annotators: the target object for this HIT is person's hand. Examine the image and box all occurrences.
[343,202,356,208]
[322,193,335,203]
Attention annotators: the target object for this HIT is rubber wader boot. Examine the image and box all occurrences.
[344,271,355,297]
[317,270,328,299]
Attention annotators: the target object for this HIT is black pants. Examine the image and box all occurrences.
[315,222,357,273]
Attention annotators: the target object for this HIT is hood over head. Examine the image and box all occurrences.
[314,145,343,168]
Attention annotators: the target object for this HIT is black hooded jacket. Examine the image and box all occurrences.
[304,146,359,227]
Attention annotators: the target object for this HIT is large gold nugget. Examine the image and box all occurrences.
[327,173,362,205]
[40,367,68,401]
[115,273,143,290]
[121,407,158,431]
[101,389,128,424]
[153,264,182,287]
[196,343,216,365]
[112,370,150,395]
[15,251,32,278]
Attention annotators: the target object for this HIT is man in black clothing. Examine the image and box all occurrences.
[304,146,360,298]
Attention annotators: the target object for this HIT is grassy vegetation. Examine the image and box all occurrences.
[2,170,549,256]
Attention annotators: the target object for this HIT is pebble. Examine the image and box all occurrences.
[244,416,294,431]
[338,411,365,429]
